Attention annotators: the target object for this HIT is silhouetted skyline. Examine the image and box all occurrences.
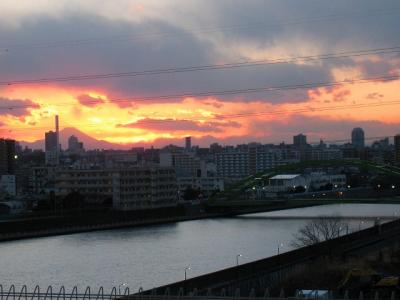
[1,1,400,145]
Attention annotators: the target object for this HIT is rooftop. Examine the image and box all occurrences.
[270,174,301,180]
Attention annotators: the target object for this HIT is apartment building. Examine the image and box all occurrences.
[56,166,178,210]
[215,144,300,179]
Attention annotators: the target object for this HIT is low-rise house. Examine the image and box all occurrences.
[259,172,346,196]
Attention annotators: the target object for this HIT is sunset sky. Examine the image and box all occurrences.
[1,0,400,148]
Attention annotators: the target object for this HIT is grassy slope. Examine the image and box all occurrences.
[210,160,400,202]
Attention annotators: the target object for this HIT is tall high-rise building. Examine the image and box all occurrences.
[0,139,16,175]
[68,135,78,151]
[45,115,60,165]
[351,127,365,149]
[185,136,192,152]
[55,115,60,162]
[293,134,307,149]
[395,134,400,164]
[45,131,57,152]
[68,135,84,153]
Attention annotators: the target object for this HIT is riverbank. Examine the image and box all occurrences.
[142,217,400,297]
[0,198,397,242]
[1,203,399,290]
[0,200,325,242]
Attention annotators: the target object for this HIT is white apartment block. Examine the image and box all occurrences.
[161,151,224,196]
[215,146,300,179]
[56,167,178,210]
[177,177,224,197]
[160,151,201,176]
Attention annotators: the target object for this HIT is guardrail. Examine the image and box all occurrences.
[142,218,400,296]
[0,285,397,300]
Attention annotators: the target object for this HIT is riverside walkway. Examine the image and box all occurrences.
[141,218,400,297]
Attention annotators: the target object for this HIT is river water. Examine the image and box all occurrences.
[0,204,399,292]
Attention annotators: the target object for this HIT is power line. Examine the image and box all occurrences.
[1,8,399,52]
[2,99,400,132]
[2,46,400,86]
[0,74,399,110]
[112,100,400,124]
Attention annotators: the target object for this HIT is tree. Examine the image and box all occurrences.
[62,191,85,210]
[291,217,348,248]
[182,186,202,201]
[319,183,333,191]
[294,185,306,193]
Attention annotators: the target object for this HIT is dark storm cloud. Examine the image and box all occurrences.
[0,13,329,105]
[209,0,400,47]
[357,58,399,78]
[0,97,39,117]
[1,0,400,105]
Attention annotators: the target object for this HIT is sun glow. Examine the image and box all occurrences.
[1,74,400,146]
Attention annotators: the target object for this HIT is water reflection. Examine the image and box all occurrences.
[0,204,398,291]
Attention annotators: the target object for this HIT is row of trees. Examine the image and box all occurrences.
[292,218,349,247]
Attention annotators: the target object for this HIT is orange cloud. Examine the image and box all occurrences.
[76,94,105,107]
[1,76,400,146]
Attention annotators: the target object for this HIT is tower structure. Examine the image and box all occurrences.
[293,134,307,149]
[351,128,365,149]
[45,115,60,165]
[185,136,192,152]
[0,139,16,175]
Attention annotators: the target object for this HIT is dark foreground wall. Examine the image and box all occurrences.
[143,218,400,296]
[0,206,190,241]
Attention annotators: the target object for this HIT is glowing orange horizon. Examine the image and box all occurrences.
[1,77,400,145]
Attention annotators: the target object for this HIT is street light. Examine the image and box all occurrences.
[118,283,128,295]
[358,220,364,231]
[277,242,284,255]
[184,266,191,280]
[236,254,242,266]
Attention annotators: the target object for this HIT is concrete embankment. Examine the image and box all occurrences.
[0,198,395,242]
[142,218,400,296]
[0,212,221,242]
[0,201,322,242]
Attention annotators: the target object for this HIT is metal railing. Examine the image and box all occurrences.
[0,285,397,300]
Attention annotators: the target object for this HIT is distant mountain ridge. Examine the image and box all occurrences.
[20,127,132,150]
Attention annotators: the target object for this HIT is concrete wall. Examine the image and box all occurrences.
[144,219,400,296]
